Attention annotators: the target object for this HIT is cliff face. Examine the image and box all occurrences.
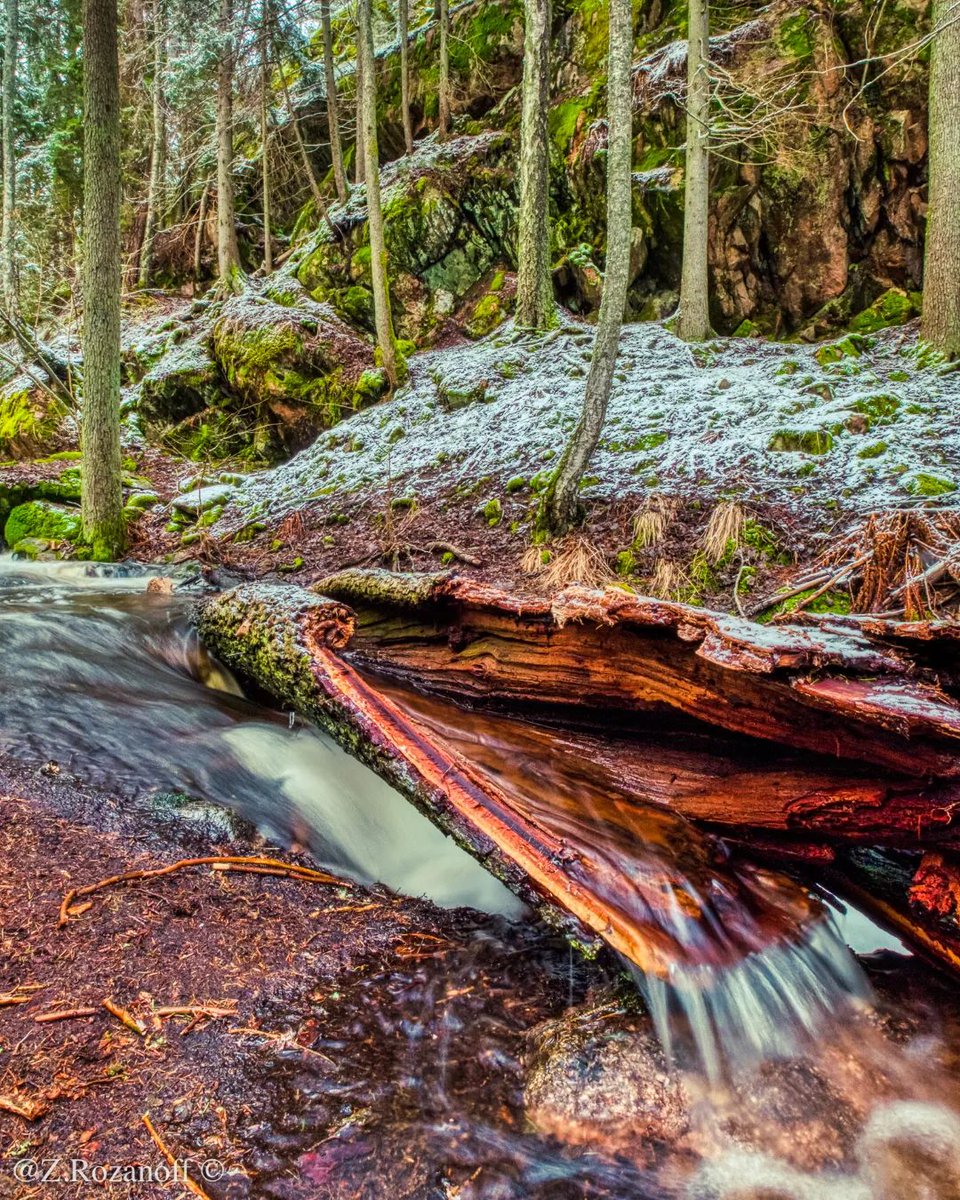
[287,0,930,340]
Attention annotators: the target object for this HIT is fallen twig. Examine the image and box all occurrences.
[0,984,44,1007]
[34,1006,99,1024]
[59,855,348,926]
[142,1114,214,1200]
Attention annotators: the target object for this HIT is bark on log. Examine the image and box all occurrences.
[312,570,960,782]
[196,584,825,980]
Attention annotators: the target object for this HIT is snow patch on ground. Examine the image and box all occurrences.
[214,317,960,535]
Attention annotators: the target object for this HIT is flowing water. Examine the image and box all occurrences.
[2,557,959,1197]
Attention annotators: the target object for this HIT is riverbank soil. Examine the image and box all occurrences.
[0,758,656,1200]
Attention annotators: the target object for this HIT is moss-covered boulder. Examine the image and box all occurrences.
[210,289,381,456]
[0,375,73,460]
[139,334,224,428]
[3,499,82,550]
[296,133,518,344]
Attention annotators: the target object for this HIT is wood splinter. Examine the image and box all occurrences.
[142,1113,215,1200]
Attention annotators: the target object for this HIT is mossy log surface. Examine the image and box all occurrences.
[196,583,827,980]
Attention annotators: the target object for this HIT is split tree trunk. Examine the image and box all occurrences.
[438,0,450,139]
[196,584,829,981]
[216,0,243,291]
[1,0,17,311]
[677,0,711,342]
[546,0,633,532]
[321,0,348,202]
[515,0,554,330]
[398,0,414,155]
[138,0,166,289]
[358,0,400,386]
[921,0,960,357]
[81,0,124,560]
[193,179,210,286]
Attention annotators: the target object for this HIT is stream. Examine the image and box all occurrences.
[2,557,960,1197]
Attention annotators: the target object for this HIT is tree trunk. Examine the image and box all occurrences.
[81,0,124,560]
[438,0,450,139]
[1,0,17,311]
[138,0,166,289]
[515,0,554,329]
[358,0,399,386]
[260,2,272,274]
[545,0,633,532]
[193,178,210,287]
[398,0,414,155]
[922,0,960,357]
[677,0,711,342]
[321,0,348,202]
[215,0,243,291]
[354,42,365,186]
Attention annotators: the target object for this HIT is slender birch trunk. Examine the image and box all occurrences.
[438,0,450,139]
[260,1,273,273]
[138,0,166,288]
[321,0,348,202]
[1,0,17,311]
[516,0,554,329]
[546,0,633,533]
[677,0,711,342]
[922,0,960,357]
[81,0,124,559]
[216,0,243,290]
[399,0,413,155]
[358,0,399,386]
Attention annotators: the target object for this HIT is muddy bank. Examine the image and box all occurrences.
[0,758,649,1199]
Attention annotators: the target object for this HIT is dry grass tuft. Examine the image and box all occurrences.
[632,495,677,548]
[524,535,614,591]
[702,500,746,565]
[648,558,691,600]
[520,544,547,575]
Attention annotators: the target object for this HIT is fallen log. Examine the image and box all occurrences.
[196,584,829,980]
[312,569,960,782]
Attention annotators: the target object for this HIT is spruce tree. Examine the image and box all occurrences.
[81,0,125,559]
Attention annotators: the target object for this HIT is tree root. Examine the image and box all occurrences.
[59,856,349,927]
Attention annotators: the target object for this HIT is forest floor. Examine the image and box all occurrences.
[0,756,617,1200]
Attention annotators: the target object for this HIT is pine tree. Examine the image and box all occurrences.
[81,0,124,559]
[1,0,17,310]
[216,0,243,290]
[321,0,348,202]
[358,0,400,385]
[545,0,633,532]
[138,0,166,289]
[515,0,554,329]
[677,0,711,342]
[398,0,413,155]
[438,0,450,139]
[922,0,960,357]
[259,0,272,272]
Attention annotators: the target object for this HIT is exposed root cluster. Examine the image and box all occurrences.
[785,510,960,619]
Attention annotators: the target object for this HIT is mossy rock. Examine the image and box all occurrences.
[768,429,834,455]
[0,376,72,460]
[848,288,919,334]
[815,334,874,367]
[210,290,379,456]
[852,393,901,426]
[903,471,957,497]
[139,335,224,428]
[4,500,82,549]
